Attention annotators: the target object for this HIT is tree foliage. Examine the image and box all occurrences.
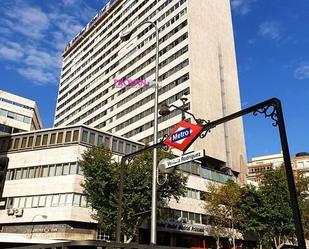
[205,166,309,248]
[205,180,241,249]
[80,145,187,240]
[236,167,309,248]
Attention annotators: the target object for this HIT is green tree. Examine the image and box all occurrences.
[80,145,187,241]
[237,167,309,248]
[237,185,273,249]
[205,180,241,249]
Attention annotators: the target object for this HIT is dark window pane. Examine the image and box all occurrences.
[35,135,41,146]
[82,131,88,143]
[73,130,79,141]
[13,138,20,149]
[89,133,95,145]
[42,134,48,145]
[125,143,131,154]
[112,139,117,151]
[119,141,124,153]
[21,137,27,148]
[105,136,110,147]
[50,133,56,144]
[57,132,63,144]
[65,131,72,142]
[98,135,103,146]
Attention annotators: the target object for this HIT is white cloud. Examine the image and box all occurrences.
[4,5,49,40]
[231,0,256,16]
[258,21,282,41]
[294,63,309,80]
[17,67,58,85]
[0,0,99,86]
[0,41,24,61]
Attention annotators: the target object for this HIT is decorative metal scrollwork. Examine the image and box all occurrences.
[253,103,278,127]
[160,134,170,151]
[197,119,212,138]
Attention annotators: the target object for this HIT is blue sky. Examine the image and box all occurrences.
[0,0,308,160]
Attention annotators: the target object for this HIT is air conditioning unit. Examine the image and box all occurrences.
[14,208,24,217]
[7,209,14,215]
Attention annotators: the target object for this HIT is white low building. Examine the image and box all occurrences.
[0,90,42,135]
[0,125,234,247]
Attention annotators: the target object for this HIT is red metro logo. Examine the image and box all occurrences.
[163,120,203,152]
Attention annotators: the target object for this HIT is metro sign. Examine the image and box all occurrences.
[163,120,203,152]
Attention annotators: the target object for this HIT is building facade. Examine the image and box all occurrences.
[0,125,239,247]
[247,152,309,186]
[53,0,246,180]
[247,153,284,186]
[0,90,42,135]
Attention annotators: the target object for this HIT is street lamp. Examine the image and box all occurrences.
[29,214,47,239]
[119,20,160,245]
[159,102,203,125]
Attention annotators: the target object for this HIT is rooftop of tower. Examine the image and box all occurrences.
[62,0,120,58]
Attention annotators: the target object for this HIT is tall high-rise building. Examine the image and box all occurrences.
[0,90,42,135]
[54,0,246,176]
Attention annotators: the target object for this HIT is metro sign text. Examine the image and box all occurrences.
[171,128,190,142]
[163,120,203,152]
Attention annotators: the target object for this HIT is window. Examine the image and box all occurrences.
[125,143,131,154]
[119,141,124,153]
[55,164,63,176]
[82,131,88,143]
[98,135,103,146]
[105,136,110,147]
[28,167,35,178]
[70,163,78,174]
[42,134,48,145]
[73,194,81,206]
[49,165,56,176]
[89,133,95,145]
[7,198,13,208]
[50,133,56,144]
[73,130,79,141]
[13,138,20,149]
[42,166,49,177]
[15,169,22,180]
[59,194,66,206]
[45,195,52,207]
[19,197,26,208]
[35,135,41,146]
[57,132,63,144]
[25,197,32,208]
[132,145,137,152]
[63,163,70,175]
[51,194,59,207]
[32,196,39,207]
[21,168,28,179]
[65,131,72,142]
[38,196,46,207]
[21,137,27,148]
[112,139,117,151]
[66,193,73,206]
[13,198,20,208]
